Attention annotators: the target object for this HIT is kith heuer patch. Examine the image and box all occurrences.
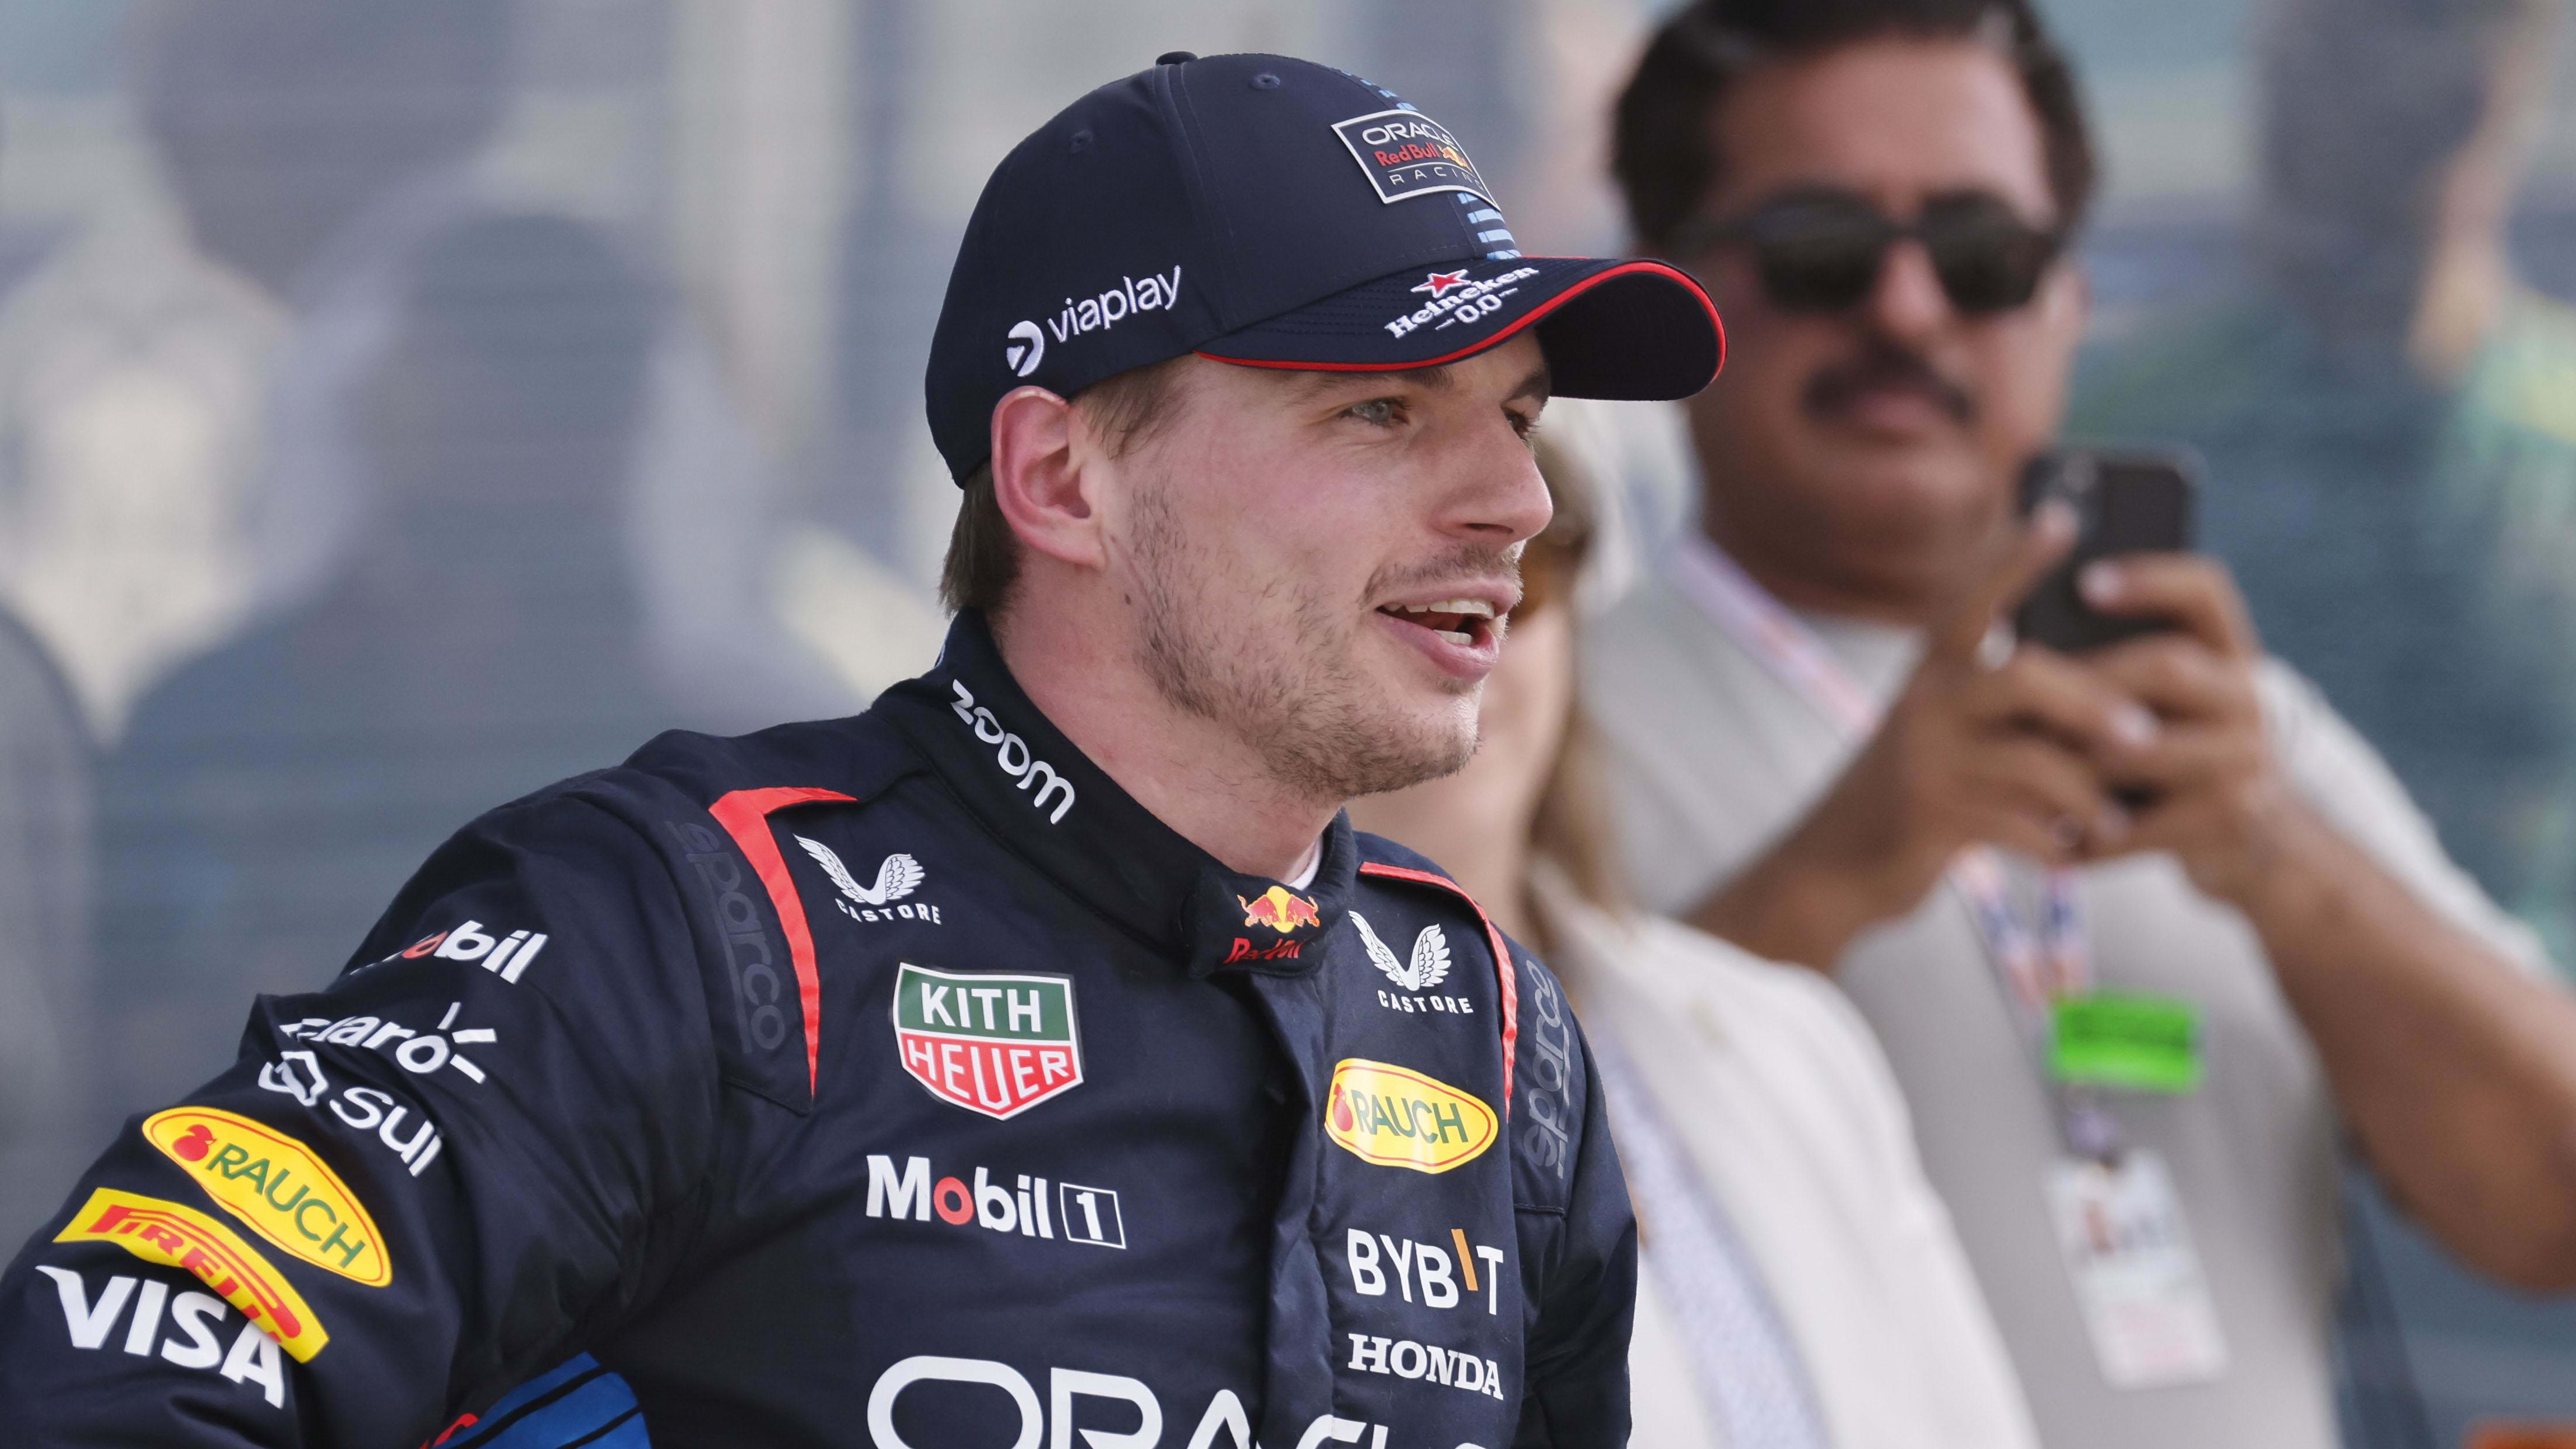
[893,963,1083,1119]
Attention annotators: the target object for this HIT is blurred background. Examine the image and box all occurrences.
[0,1,2568,1444]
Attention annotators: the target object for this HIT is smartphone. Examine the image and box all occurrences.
[2012,448,2200,653]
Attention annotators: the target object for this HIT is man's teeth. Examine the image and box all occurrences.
[1393,599,1498,619]
[1386,599,1494,647]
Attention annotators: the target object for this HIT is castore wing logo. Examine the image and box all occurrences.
[797,836,923,906]
[1353,911,1450,992]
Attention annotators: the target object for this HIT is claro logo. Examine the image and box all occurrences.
[950,681,1076,824]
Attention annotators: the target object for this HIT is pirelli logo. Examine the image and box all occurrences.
[55,1188,329,1361]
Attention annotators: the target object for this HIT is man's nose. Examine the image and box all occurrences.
[1863,238,1954,344]
[1452,435,1554,547]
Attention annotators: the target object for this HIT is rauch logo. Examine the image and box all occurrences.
[1324,1059,1498,1174]
[893,962,1084,1119]
[143,1108,390,1287]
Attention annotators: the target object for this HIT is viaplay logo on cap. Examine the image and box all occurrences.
[1002,265,1185,377]
[1331,108,1490,206]
[1005,321,1045,377]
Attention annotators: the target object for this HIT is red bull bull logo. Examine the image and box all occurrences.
[1238,886,1322,935]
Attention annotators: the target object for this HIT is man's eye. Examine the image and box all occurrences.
[1508,409,1540,441]
[1344,398,1402,427]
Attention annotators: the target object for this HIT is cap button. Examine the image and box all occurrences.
[1155,50,1197,65]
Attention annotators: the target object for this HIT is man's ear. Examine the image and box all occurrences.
[990,385,1107,571]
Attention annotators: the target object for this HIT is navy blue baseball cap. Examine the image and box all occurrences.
[925,52,1725,482]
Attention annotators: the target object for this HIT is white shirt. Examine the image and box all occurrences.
[1539,877,2040,1449]
[1584,557,2546,1449]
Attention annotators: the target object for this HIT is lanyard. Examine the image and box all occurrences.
[1669,538,2118,1154]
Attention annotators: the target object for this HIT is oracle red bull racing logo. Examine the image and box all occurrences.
[1331,107,1491,205]
[893,963,1082,1119]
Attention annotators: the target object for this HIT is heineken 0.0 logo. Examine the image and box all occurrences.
[893,963,1084,1119]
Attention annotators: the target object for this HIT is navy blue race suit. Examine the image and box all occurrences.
[0,611,1634,1448]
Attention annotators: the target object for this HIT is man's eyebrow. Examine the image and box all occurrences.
[1284,359,1553,401]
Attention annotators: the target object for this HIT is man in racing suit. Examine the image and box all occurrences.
[0,52,1724,1448]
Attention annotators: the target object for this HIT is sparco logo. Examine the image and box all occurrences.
[950,680,1076,823]
[667,821,792,1054]
[1519,956,1576,1180]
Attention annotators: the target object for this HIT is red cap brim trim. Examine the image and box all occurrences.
[1194,258,1724,381]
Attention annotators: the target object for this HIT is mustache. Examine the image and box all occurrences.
[1364,543,1524,609]
[1802,338,1977,425]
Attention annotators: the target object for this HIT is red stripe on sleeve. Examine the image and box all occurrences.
[708,787,858,1096]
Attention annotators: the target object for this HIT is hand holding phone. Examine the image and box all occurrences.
[2013,450,2200,654]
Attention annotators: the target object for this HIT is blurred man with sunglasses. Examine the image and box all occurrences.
[1579,2,2576,1446]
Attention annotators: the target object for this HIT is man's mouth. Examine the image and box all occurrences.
[1378,598,1500,648]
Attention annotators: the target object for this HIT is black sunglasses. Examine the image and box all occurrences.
[1673,188,2065,316]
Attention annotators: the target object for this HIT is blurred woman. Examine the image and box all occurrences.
[1350,441,2037,1449]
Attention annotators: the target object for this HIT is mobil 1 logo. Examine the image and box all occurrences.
[866,1153,1126,1249]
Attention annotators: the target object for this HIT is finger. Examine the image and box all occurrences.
[1961,646,2160,755]
[1956,736,2114,829]
[1928,499,2077,663]
[1955,803,2085,865]
[2077,553,2260,659]
[2100,726,2266,796]
[2087,636,2257,727]
[2103,791,2231,861]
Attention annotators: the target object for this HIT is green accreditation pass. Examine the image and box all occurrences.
[2047,992,2203,1093]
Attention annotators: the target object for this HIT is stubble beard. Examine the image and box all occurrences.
[1127,486,1487,803]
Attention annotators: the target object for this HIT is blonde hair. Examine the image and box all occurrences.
[1525,433,1630,935]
